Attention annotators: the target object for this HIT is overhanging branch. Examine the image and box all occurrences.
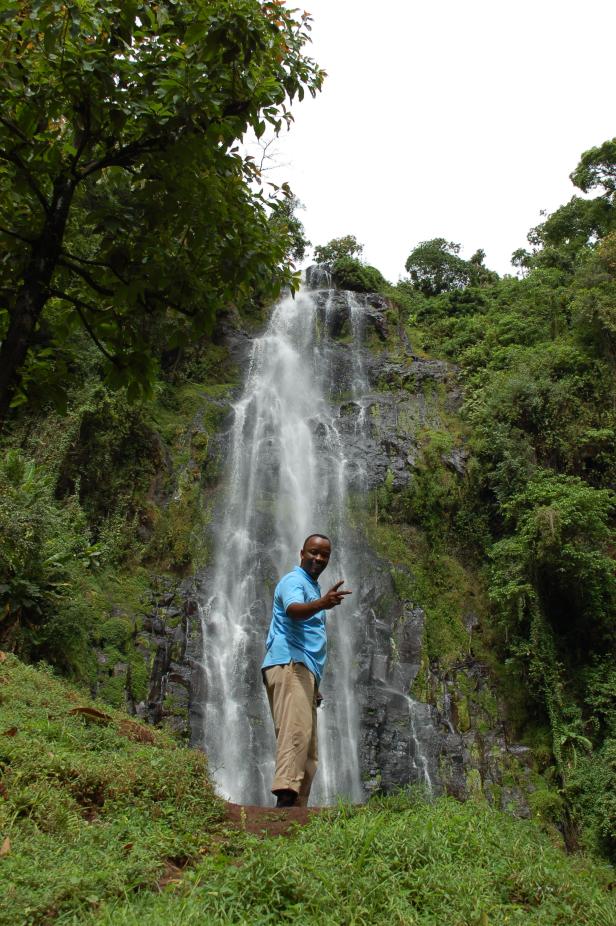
[0,116,29,144]
[58,256,114,297]
[0,224,35,244]
[0,148,50,214]
[80,136,166,178]
[78,99,252,178]
[48,287,119,365]
[60,248,129,285]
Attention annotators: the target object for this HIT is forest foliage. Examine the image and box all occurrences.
[0,0,322,664]
[313,233,387,293]
[385,137,616,860]
[314,138,616,859]
[0,0,323,423]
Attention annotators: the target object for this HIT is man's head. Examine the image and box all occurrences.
[300,533,331,580]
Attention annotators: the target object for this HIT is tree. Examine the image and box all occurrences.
[526,197,615,271]
[312,234,386,293]
[520,140,616,272]
[570,138,616,201]
[468,248,499,286]
[326,256,386,294]
[0,0,324,427]
[268,195,310,263]
[313,234,363,266]
[405,238,473,296]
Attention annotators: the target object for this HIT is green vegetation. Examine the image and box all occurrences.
[382,139,616,861]
[85,801,615,925]
[0,0,323,423]
[0,331,235,684]
[314,234,365,265]
[0,654,225,924]
[314,234,388,292]
[405,239,498,296]
[330,141,616,862]
[2,654,615,925]
[0,4,615,909]
[0,0,320,694]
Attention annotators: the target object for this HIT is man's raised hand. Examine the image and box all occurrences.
[322,580,352,610]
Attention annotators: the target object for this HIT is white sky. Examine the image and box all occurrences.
[263,0,616,281]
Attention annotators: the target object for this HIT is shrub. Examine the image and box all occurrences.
[331,256,387,293]
[0,450,98,667]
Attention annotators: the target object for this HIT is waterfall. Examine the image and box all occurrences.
[197,281,367,806]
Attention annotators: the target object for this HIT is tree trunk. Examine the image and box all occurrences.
[0,175,75,431]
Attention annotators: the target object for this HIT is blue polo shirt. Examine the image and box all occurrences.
[261,565,327,684]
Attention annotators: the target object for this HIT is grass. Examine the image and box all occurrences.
[0,654,225,924]
[2,655,615,925]
[75,798,616,926]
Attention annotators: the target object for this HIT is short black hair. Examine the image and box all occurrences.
[302,533,331,550]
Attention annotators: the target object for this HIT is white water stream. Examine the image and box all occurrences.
[198,284,366,805]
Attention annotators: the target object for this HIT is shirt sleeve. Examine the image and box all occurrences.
[279,574,306,613]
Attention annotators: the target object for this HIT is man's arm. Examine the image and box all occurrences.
[286,581,351,620]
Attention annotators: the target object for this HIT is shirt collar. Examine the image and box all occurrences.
[295,564,320,588]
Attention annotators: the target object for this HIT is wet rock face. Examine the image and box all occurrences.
[428,660,534,817]
[351,555,534,812]
[356,571,441,796]
[133,577,199,738]
[305,287,460,492]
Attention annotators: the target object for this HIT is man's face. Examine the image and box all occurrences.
[300,536,331,580]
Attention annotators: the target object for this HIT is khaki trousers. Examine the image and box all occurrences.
[263,662,318,806]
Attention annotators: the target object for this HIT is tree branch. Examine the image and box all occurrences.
[0,147,50,214]
[142,288,197,317]
[0,224,35,244]
[78,99,251,179]
[79,136,166,178]
[60,248,129,284]
[70,97,95,175]
[58,256,114,297]
[48,287,119,364]
[0,116,29,144]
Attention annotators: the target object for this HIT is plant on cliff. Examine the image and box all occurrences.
[268,194,311,263]
[313,233,364,265]
[0,0,324,427]
[314,234,387,292]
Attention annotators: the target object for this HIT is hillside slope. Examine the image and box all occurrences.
[1,654,615,925]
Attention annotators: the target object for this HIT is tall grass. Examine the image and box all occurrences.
[1,656,614,925]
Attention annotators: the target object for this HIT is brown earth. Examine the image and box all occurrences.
[157,802,321,889]
[224,801,323,837]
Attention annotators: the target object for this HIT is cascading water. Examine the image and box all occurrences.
[197,275,436,806]
[197,280,367,806]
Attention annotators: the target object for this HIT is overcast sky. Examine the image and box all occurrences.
[262,0,616,281]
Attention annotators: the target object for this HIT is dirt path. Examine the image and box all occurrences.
[224,801,323,837]
[157,802,322,888]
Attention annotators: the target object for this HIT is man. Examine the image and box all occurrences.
[261,533,351,807]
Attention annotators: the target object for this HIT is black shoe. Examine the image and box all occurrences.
[275,789,298,808]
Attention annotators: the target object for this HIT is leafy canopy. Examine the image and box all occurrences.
[313,234,364,266]
[570,138,616,199]
[313,234,386,293]
[405,238,497,296]
[394,139,616,852]
[0,0,324,419]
